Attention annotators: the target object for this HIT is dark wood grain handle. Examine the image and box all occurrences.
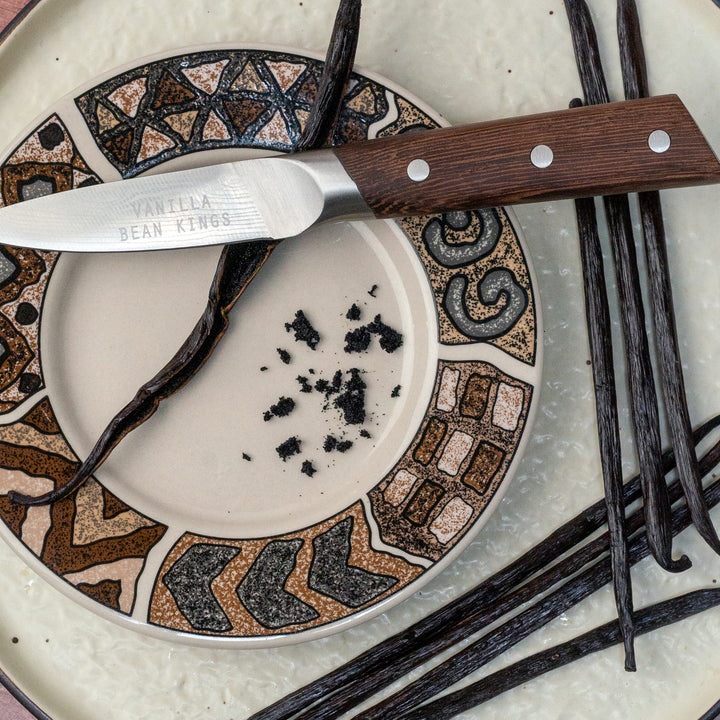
[334,94,720,216]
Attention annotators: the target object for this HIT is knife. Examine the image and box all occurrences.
[1,94,718,252]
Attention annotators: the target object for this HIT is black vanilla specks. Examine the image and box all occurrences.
[334,369,366,425]
[276,436,301,461]
[264,396,296,422]
[285,310,321,350]
[259,298,402,475]
[344,313,403,355]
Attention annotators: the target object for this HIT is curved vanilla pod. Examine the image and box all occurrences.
[9,0,363,507]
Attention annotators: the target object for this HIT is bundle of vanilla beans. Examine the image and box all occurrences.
[565,0,720,672]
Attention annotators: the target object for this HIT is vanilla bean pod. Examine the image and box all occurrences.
[9,240,277,507]
[249,415,720,720]
[617,0,720,557]
[563,0,684,574]
[9,0,362,507]
[699,697,720,720]
[295,0,361,151]
[398,589,720,720]
[574,189,634,668]
[353,436,720,720]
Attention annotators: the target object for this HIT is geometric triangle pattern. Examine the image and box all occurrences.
[75,49,391,178]
[0,115,100,413]
[96,102,121,133]
[182,59,229,95]
[151,71,196,110]
[107,77,147,119]
[202,110,232,141]
[137,125,176,162]
[164,109,198,141]
[230,61,270,93]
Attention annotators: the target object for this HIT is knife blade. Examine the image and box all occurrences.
[0,94,718,252]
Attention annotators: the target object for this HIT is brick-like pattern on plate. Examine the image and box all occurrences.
[369,360,533,562]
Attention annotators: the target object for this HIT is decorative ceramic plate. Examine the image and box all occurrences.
[0,44,540,646]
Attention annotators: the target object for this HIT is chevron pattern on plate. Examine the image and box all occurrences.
[148,502,423,637]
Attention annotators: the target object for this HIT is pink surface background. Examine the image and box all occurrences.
[0,685,38,719]
[0,0,33,23]
[0,0,41,43]
[1,0,48,716]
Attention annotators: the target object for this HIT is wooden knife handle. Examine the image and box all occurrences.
[334,94,720,216]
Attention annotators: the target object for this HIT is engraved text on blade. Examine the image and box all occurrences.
[118,193,232,242]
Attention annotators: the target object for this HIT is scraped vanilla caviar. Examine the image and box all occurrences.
[367,314,403,353]
[343,314,403,355]
[301,460,317,477]
[263,396,296,421]
[346,303,362,320]
[344,326,372,353]
[285,309,320,349]
[261,291,402,475]
[334,369,366,425]
[276,436,301,461]
[297,376,313,393]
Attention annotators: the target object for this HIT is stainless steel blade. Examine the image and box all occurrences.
[0,150,370,252]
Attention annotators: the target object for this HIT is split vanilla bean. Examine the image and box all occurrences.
[248,414,720,720]
[10,240,276,507]
[563,0,683,576]
[617,0,720,556]
[9,0,363,507]
[397,589,720,720]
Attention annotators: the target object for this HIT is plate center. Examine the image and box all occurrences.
[41,219,438,537]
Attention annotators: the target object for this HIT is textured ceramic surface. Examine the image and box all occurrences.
[0,1,719,720]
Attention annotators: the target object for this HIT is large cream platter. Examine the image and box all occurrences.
[0,1,719,718]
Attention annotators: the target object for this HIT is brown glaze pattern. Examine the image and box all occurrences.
[0,399,167,615]
[368,360,533,562]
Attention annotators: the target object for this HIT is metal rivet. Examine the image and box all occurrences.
[407,158,430,182]
[648,129,671,154]
[530,144,554,169]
